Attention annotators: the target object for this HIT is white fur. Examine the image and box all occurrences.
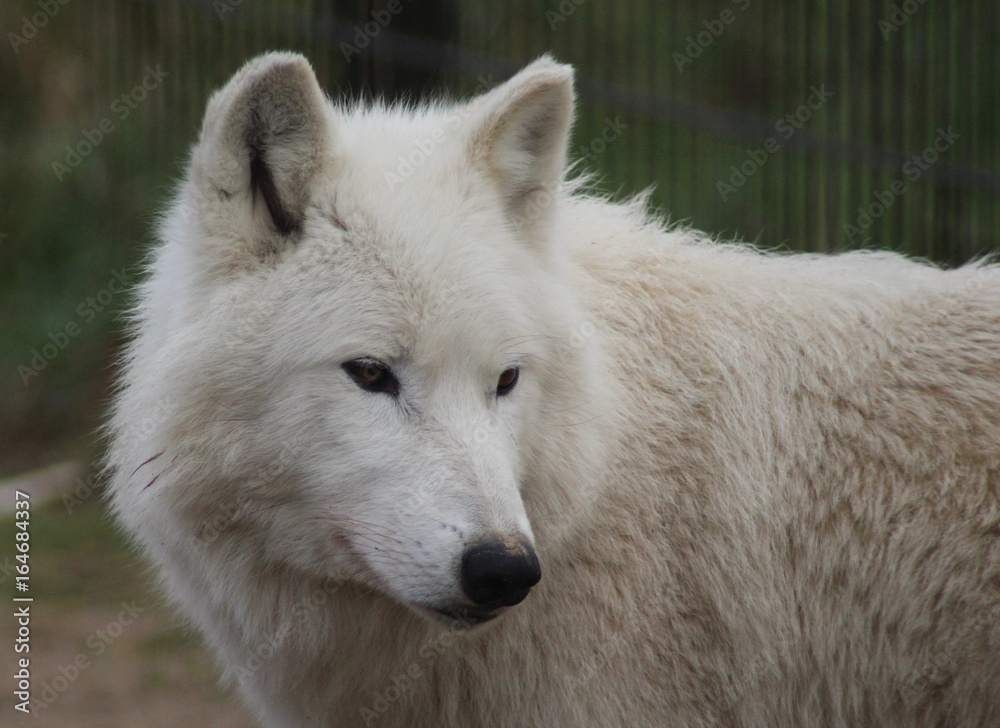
[108,53,1000,727]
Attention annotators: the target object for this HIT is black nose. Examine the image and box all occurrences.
[460,538,541,608]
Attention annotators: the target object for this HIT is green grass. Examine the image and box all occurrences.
[6,485,146,607]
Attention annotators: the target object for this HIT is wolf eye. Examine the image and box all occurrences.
[343,359,399,396]
[496,367,520,397]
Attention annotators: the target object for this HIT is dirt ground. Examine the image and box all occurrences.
[0,467,257,727]
[1,602,254,728]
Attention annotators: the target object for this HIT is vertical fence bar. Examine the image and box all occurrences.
[815,0,828,251]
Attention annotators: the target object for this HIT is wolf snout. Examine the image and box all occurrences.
[460,536,541,608]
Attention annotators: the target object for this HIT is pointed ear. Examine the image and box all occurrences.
[187,52,330,266]
[468,56,575,237]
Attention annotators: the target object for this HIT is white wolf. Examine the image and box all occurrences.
[108,52,1000,727]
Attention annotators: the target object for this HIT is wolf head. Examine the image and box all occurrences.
[110,53,610,628]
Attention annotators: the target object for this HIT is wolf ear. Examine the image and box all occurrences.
[469,56,575,238]
[188,52,330,265]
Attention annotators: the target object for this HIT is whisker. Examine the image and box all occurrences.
[333,517,414,546]
[238,498,297,519]
[541,405,586,415]
[557,414,606,428]
[508,350,556,367]
[498,334,556,352]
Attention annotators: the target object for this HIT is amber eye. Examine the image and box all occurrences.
[496,367,520,397]
[343,359,399,396]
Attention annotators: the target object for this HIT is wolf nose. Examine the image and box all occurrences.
[460,538,541,608]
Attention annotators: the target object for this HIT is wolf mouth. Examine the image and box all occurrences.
[420,605,500,628]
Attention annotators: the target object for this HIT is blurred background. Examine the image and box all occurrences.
[1,0,997,725]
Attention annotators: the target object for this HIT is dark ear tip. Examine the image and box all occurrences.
[212,54,322,138]
[235,52,316,88]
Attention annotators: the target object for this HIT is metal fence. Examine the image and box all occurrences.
[465,0,1000,265]
[10,0,997,262]
[1,0,998,453]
